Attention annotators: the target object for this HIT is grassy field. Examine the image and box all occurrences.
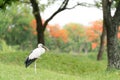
[0,51,120,80]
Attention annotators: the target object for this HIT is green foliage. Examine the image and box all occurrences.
[0,0,19,10]
[0,11,11,38]
[63,23,90,53]
[0,39,19,52]
[0,4,37,50]
[114,0,120,7]
[94,0,102,8]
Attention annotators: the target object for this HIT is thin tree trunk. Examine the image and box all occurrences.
[30,0,45,45]
[97,24,106,60]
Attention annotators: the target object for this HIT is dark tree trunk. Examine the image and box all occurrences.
[30,0,45,45]
[97,22,106,60]
[107,24,120,69]
[102,0,120,69]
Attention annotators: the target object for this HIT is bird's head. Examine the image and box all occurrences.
[38,43,49,51]
[38,43,43,48]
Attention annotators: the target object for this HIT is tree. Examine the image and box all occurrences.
[86,20,103,50]
[91,0,120,61]
[102,0,120,69]
[89,0,107,60]
[64,23,88,53]
[29,0,82,45]
[97,21,106,60]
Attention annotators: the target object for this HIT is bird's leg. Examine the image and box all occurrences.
[35,60,37,74]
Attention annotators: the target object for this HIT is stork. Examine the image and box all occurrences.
[25,43,49,73]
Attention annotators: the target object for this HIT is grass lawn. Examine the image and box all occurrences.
[0,51,120,80]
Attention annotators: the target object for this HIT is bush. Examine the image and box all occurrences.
[0,39,19,52]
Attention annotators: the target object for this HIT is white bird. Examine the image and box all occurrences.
[25,43,49,69]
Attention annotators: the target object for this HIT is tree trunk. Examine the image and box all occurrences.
[106,24,120,69]
[97,23,106,60]
[102,0,120,69]
[30,0,45,45]
[37,30,44,45]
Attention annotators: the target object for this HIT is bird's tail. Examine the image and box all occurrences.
[25,57,37,68]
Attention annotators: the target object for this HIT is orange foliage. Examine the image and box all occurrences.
[30,19,37,35]
[92,42,98,49]
[118,27,120,39]
[86,20,120,49]
[71,26,77,30]
[47,24,68,43]
[87,20,103,41]
[86,20,103,49]
[90,20,103,32]
[86,29,99,41]
[59,29,68,43]
[118,33,120,38]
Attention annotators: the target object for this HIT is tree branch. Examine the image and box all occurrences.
[65,2,95,10]
[65,3,80,9]
[43,0,69,29]
[59,0,69,10]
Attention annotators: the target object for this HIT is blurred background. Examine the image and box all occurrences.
[0,0,104,54]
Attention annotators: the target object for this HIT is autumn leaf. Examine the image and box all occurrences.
[47,24,68,43]
[86,20,103,49]
[92,42,98,49]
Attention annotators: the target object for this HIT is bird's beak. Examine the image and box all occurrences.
[42,45,49,51]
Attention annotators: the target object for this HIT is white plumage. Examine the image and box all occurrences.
[29,46,45,59]
[25,43,48,68]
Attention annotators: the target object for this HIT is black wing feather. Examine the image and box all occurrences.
[25,57,37,68]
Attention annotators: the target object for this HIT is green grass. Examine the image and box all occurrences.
[0,51,120,80]
[0,62,82,80]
